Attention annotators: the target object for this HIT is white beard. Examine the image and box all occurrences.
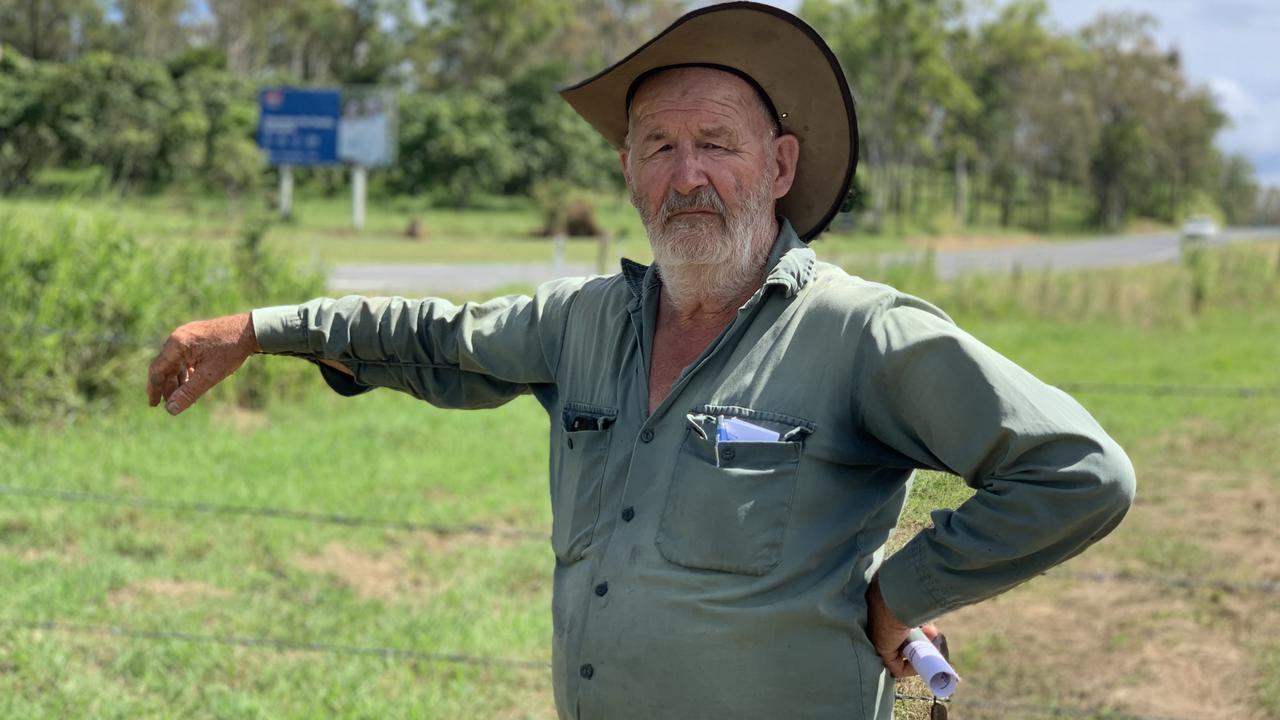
[632,173,776,313]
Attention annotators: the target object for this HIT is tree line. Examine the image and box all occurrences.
[0,0,1268,230]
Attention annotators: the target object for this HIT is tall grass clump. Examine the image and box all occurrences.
[849,242,1280,328]
[0,210,325,424]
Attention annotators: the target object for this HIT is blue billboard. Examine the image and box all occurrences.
[256,88,341,166]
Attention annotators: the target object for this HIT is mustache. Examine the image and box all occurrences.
[660,187,728,224]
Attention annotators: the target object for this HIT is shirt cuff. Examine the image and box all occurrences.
[875,541,953,627]
[250,305,310,354]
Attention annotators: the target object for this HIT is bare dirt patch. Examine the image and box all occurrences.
[108,579,230,607]
[293,526,538,604]
[294,542,409,601]
[920,454,1280,719]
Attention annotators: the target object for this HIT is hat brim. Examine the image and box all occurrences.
[559,1,857,241]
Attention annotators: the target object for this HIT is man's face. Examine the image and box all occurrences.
[622,68,794,269]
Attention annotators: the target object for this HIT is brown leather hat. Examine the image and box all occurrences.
[559,2,857,241]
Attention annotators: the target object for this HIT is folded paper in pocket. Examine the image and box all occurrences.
[716,416,781,443]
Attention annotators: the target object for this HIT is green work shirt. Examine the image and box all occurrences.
[251,219,1135,719]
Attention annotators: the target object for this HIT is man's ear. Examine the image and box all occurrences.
[771,134,800,199]
[619,149,632,186]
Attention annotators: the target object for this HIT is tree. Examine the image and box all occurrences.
[0,0,108,61]
[1215,152,1258,226]
[799,0,978,231]
[957,1,1094,229]
[1079,13,1226,228]
[392,78,520,205]
[112,0,190,60]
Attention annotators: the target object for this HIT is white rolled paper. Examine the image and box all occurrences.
[904,638,961,698]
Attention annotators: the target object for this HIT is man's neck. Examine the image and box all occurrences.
[658,266,763,327]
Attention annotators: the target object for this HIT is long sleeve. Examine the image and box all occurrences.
[249,277,585,410]
[855,293,1136,626]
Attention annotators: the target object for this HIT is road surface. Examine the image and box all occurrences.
[329,227,1280,293]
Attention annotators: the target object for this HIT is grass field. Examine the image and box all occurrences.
[1,237,1278,717]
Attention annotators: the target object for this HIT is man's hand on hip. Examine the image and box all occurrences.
[866,572,941,678]
[147,312,259,415]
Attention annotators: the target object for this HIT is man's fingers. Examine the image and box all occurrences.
[147,338,186,406]
[880,650,916,678]
[164,365,219,415]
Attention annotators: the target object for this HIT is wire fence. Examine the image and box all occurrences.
[1055,382,1280,399]
[2,616,1205,720]
[2,481,1276,599]
[1,617,545,670]
[4,321,1276,718]
[0,483,544,540]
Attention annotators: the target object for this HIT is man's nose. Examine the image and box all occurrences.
[670,146,709,195]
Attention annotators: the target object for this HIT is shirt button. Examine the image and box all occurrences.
[621,507,635,522]
[594,582,609,597]
[721,447,736,461]
[640,428,654,443]
[567,437,574,450]
[580,663,595,679]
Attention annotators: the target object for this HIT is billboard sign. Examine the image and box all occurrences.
[338,87,397,168]
[256,88,341,166]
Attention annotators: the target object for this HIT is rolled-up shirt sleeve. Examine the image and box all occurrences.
[855,294,1136,627]
[250,277,583,410]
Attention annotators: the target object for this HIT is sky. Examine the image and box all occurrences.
[762,0,1280,187]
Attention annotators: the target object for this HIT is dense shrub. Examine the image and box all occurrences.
[0,211,325,424]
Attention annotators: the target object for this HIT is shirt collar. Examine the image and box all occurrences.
[619,217,815,301]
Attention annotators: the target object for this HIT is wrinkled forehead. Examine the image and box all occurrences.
[626,67,778,135]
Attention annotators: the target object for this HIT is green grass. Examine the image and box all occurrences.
[1,241,1278,717]
[0,391,557,719]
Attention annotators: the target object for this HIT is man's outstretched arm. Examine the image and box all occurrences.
[148,282,585,415]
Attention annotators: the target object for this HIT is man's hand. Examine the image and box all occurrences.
[866,573,941,678]
[147,313,259,415]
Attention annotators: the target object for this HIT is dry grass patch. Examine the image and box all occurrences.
[294,542,411,601]
[107,579,230,607]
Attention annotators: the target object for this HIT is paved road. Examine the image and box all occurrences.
[928,227,1280,280]
[329,227,1280,293]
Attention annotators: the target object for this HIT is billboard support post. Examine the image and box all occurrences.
[280,165,294,219]
[352,166,367,230]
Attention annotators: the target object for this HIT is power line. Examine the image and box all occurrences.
[0,484,544,541]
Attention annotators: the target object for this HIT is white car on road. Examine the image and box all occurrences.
[1181,215,1220,243]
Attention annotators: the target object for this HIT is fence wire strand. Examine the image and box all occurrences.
[0,483,544,540]
[1055,382,1280,398]
[0,618,546,669]
[3,482,1277,598]
[0,617,1203,720]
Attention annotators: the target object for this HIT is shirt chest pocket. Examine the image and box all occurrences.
[550,401,616,563]
[656,406,814,576]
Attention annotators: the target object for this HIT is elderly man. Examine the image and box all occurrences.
[147,4,1134,718]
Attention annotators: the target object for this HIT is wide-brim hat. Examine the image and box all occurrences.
[559,1,857,241]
